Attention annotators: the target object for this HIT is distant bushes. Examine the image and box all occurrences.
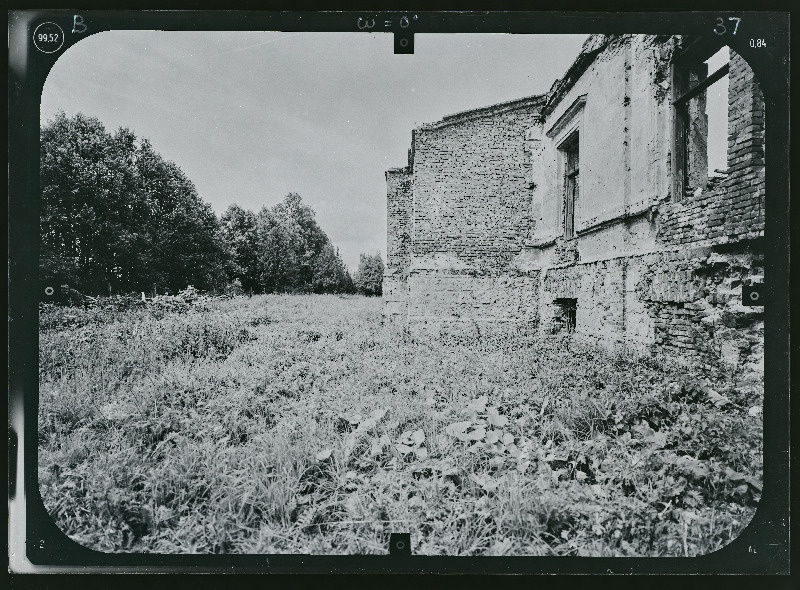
[353,253,384,296]
[219,196,354,295]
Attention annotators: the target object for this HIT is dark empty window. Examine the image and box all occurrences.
[554,298,577,333]
[560,132,579,238]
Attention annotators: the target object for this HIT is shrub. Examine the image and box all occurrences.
[353,253,384,296]
[38,294,762,556]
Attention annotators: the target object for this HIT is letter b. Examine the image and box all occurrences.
[72,15,87,34]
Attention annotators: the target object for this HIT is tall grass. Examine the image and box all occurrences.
[38,295,762,555]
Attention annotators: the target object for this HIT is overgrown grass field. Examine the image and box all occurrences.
[38,294,762,555]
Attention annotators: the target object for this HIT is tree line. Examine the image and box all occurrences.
[39,112,383,298]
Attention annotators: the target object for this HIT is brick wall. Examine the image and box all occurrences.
[407,270,540,323]
[636,246,764,377]
[646,47,765,377]
[539,245,763,379]
[384,167,413,318]
[386,167,412,279]
[658,50,765,247]
[410,98,543,273]
[541,258,627,342]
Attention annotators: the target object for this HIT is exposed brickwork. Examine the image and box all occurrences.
[386,167,412,280]
[384,167,413,319]
[552,236,580,266]
[537,245,763,378]
[637,246,764,375]
[407,270,540,323]
[411,98,543,273]
[541,258,627,342]
[658,50,765,247]
[385,35,764,379]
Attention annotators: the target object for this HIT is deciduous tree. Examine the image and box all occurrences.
[40,112,229,295]
[354,252,384,296]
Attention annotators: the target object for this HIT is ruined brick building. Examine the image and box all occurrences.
[384,34,764,378]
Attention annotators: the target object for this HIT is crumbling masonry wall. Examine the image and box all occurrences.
[398,97,545,325]
[658,50,765,247]
[385,34,764,379]
[384,166,412,319]
[410,97,543,270]
[648,47,765,377]
[638,246,764,377]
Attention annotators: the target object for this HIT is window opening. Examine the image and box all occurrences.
[554,298,577,333]
[560,131,579,238]
[673,46,730,199]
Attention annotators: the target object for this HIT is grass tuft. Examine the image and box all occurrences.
[39,294,762,555]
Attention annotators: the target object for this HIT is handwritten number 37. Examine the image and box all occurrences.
[714,17,741,36]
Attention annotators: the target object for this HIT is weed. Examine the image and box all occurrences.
[39,294,762,555]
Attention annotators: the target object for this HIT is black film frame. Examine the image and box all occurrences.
[8,9,790,575]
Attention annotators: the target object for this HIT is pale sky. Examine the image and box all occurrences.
[705,46,730,178]
[41,31,590,270]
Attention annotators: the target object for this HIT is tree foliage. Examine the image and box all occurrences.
[41,112,357,297]
[354,252,384,296]
[221,194,353,294]
[40,112,228,295]
[219,204,260,293]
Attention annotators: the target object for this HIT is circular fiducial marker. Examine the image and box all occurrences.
[395,540,405,549]
[33,22,65,54]
[400,38,409,48]
[749,290,760,302]
[44,286,54,296]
